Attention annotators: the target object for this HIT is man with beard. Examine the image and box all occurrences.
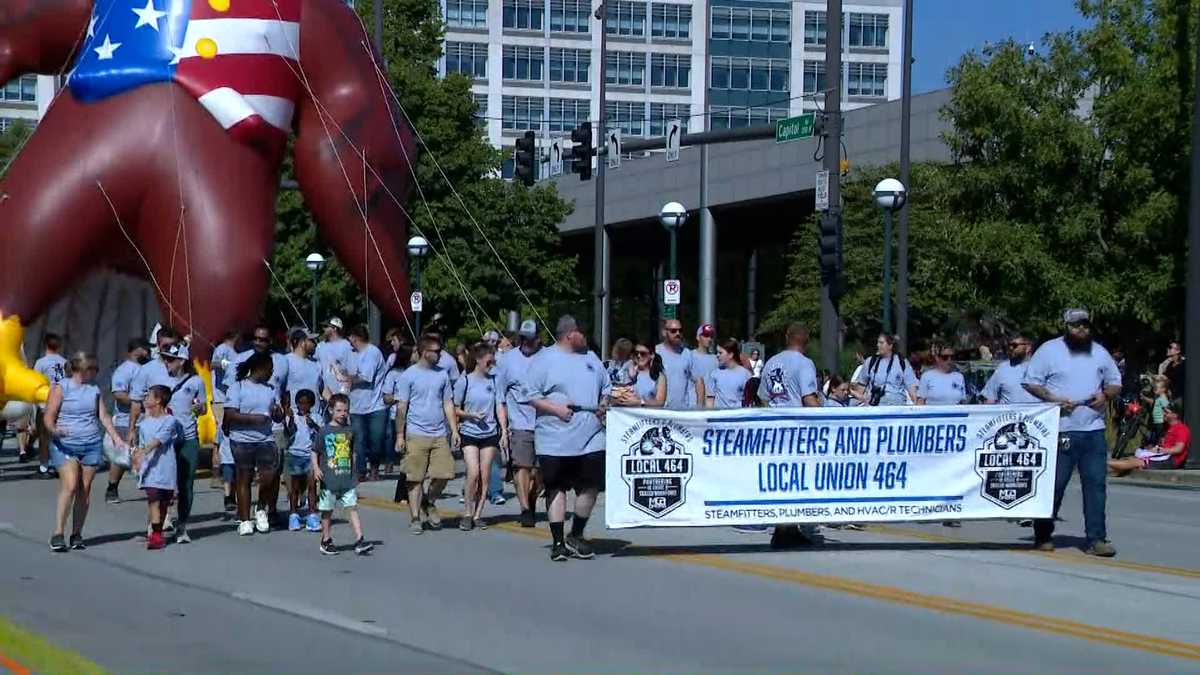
[495,320,544,527]
[525,315,610,561]
[1023,309,1122,557]
[655,319,698,410]
[981,336,1040,405]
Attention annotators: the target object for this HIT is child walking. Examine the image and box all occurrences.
[285,389,323,532]
[313,394,372,555]
[133,385,179,550]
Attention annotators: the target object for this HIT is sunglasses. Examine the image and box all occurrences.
[1067,321,1090,329]
[665,327,682,334]
[1008,341,1027,348]
[635,350,651,357]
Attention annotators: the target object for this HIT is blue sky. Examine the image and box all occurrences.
[912,0,1089,92]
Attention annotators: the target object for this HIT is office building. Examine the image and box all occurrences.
[0,75,56,134]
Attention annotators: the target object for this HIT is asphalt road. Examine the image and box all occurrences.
[1,451,1199,674]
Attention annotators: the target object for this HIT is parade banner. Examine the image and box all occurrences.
[605,404,1060,529]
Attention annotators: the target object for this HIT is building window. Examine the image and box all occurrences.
[650,53,689,88]
[445,0,487,28]
[503,45,544,81]
[445,42,488,78]
[771,10,790,42]
[730,8,749,40]
[849,13,888,48]
[803,61,827,94]
[606,51,645,86]
[502,95,545,131]
[711,57,786,92]
[710,6,730,39]
[503,0,544,31]
[472,93,488,127]
[649,103,688,136]
[1,75,36,103]
[550,0,590,33]
[548,98,590,131]
[710,106,788,130]
[651,3,690,39]
[804,11,827,46]
[848,62,887,97]
[605,101,646,136]
[606,1,646,37]
[750,9,771,41]
[549,48,590,83]
[769,60,788,91]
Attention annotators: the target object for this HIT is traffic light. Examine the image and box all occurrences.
[570,122,592,180]
[514,130,536,186]
[818,211,847,303]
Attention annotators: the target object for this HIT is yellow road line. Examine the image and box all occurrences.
[865,524,1200,580]
[0,617,106,675]
[358,495,1200,661]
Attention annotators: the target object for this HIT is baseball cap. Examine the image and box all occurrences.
[323,317,344,330]
[483,329,501,343]
[518,320,538,338]
[1063,308,1090,324]
[161,343,190,361]
[696,324,715,338]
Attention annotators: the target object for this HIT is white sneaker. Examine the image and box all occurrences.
[163,515,176,533]
[254,510,270,533]
[238,520,254,536]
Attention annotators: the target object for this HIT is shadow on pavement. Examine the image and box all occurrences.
[614,540,1031,557]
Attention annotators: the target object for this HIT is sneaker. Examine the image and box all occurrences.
[410,520,424,535]
[254,510,270,533]
[288,513,302,531]
[69,534,86,550]
[306,513,322,532]
[732,524,769,533]
[1033,539,1055,552]
[147,531,165,550]
[238,520,255,536]
[424,503,442,529]
[475,517,488,531]
[458,495,465,504]
[105,484,120,504]
[38,464,52,479]
[564,535,594,560]
[175,528,191,544]
[1086,540,1117,557]
[489,494,506,505]
[163,515,175,533]
[549,542,568,562]
[354,538,374,555]
[1018,519,1034,528]
[320,539,338,555]
[770,526,814,549]
[519,509,536,528]
[459,517,473,532]
[49,534,67,552]
[223,496,236,512]
[942,520,962,528]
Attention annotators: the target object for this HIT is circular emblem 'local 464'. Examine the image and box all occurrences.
[974,419,1048,509]
[621,422,694,518]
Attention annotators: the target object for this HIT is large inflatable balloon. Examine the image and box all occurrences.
[0,0,416,404]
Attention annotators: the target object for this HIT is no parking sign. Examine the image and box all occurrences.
[664,279,681,305]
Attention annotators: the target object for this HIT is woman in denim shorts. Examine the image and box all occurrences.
[43,352,126,552]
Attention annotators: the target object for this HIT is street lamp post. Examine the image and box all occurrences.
[407,235,430,337]
[659,201,688,320]
[874,179,907,334]
[304,252,326,331]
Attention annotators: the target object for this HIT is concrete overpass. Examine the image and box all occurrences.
[547,88,953,345]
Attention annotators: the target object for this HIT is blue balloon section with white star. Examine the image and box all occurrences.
[70,0,192,103]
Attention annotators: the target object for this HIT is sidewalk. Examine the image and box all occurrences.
[1110,469,1200,490]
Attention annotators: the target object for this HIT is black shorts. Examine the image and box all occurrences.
[537,451,605,493]
[461,434,500,449]
[232,441,280,472]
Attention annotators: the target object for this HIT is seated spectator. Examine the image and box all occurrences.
[1108,398,1190,474]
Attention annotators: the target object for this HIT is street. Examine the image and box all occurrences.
[1,452,1199,674]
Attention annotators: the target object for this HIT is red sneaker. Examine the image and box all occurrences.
[147,531,165,550]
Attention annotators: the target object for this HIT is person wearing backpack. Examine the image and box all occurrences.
[852,334,918,406]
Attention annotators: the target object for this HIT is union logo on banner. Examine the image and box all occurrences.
[974,419,1047,509]
[621,422,693,518]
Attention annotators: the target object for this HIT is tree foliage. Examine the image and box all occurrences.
[0,118,31,168]
[268,0,577,341]
[766,0,1193,357]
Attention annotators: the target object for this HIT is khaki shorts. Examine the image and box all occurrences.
[402,434,455,481]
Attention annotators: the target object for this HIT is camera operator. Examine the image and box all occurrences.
[852,334,917,406]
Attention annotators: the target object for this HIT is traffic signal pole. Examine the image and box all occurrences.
[896,0,913,352]
[819,0,843,373]
[1184,24,1200,466]
[593,2,610,358]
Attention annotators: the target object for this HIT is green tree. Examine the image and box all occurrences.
[268,0,578,341]
[0,118,31,168]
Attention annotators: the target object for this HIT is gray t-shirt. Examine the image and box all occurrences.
[632,369,659,402]
[690,350,719,408]
[981,361,1039,404]
[56,378,103,446]
[655,343,696,410]
[383,367,405,420]
[524,345,611,457]
[225,379,276,444]
[131,361,205,441]
[758,350,819,408]
[1023,337,1121,432]
[287,410,321,458]
[284,353,324,411]
[396,365,453,437]
[918,369,966,405]
[347,343,387,415]
[137,414,178,490]
[437,350,461,383]
[454,372,502,438]
[212,342,239,401]
[316,338,354,393]
[110,359,140,429]
[34,353,68,388]
[853,354,917,406]
[706,365,750,409]
[495,348,539,432]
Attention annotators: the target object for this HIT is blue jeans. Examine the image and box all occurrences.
[488,454,503,500]
[1035,430,1108,544]
[351,409,388,474]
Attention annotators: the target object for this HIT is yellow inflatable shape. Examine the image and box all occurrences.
[194,359,217,446]
[0,314,50,405]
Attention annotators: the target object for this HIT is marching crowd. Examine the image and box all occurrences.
[6,306,1190,561]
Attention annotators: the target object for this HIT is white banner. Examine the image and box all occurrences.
[605,404,1060,529]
